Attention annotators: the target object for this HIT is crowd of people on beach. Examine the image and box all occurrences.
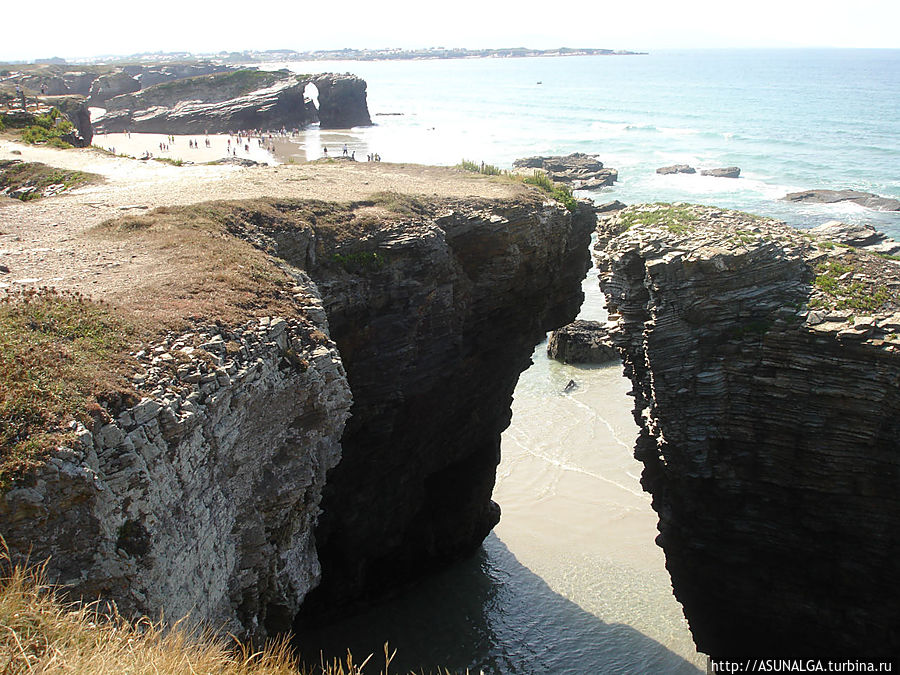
[91,128,382,164]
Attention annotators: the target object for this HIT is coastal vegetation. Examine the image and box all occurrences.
[456,159,578,211]
[0,551,397,674]
[812,259,892,312]
[0,288,137,490]
[0,160,96,200]
[618,203,699,233]
[2,107,75,148]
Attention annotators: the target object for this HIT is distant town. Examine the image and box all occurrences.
[6,46,647,66]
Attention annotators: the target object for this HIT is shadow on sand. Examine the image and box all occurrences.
[294,533,702,674]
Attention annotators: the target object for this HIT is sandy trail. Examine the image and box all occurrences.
[0,139,524,298]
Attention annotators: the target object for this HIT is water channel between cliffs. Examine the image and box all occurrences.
[297,262,706,673]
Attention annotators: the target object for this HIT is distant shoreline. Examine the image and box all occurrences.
[2,47,648,67]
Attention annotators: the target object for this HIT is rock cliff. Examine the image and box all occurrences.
[1,189,592,639]
[1,306,351,639]
[598,203,900,658]
[295,195,595,613]
[93,70,370,134]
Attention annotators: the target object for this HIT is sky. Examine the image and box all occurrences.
[3,0,899,61]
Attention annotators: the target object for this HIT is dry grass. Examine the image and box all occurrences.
[0,547,353,674]
[0,547,467,675]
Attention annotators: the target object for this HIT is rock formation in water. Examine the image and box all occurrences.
[783,189,900,211]
[597,203,900,658]
[700,166,740,178]
[547,319,618,364]
[1,191,592,639]
[311,73,372,129]
[513,153,618,190]
[92,70,371,134]
[656,164,696,175]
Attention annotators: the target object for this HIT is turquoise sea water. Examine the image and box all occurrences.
[285,51,898,673]
[276,49,900,235]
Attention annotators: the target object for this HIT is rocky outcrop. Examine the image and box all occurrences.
[122,63,232,88]
[513,153,618,190]
[92,70,370,134]
[298,196,595,614]
[657,164,695,175]
[311,73,372,128]
[598,203,900,658]
[547,319,618,364]
[1,190,593,640]
[46,95,93,147]
[88,71,141,104]
[13,70,98,96]
[809,220,900,256]
[0,97,93,147]
[700,166,740,178]
[783,189,900,211]
[1,311,351,640]
[594,199,627,214]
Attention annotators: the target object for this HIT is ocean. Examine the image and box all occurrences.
[281,49,899,673]
[96,50,897,672]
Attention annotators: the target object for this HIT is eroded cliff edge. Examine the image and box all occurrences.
[1,180,593,639]
[597,204,900,658]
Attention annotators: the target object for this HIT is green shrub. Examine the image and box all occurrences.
[457,159,502,176]
[20,108,74,148]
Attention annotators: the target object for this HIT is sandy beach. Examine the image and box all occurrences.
[91,129,381,166]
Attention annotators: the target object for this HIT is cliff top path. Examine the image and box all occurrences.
[0,139,529,303]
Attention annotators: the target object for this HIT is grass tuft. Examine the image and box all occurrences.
[0,288,138,490]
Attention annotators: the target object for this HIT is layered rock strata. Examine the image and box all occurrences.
[513,153,618,190]
[598,203,900,658]
[298,196,595,613]
[93,71,371,134]
[810,220,900,256]
[1,310,351,639]
[1,190,592,639]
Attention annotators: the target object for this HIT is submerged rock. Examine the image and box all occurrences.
[783,189,900,211]
[657,164,696,175]
[700,166,740,178]
[547,319,619,364]
[599,203,900,658]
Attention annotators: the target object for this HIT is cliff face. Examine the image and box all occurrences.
[311,74,372,128]
[1,189,592,638]
[243,195,595,613]
[93,71,370,134]
[2,302,351,639]
[598,204,900,658]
